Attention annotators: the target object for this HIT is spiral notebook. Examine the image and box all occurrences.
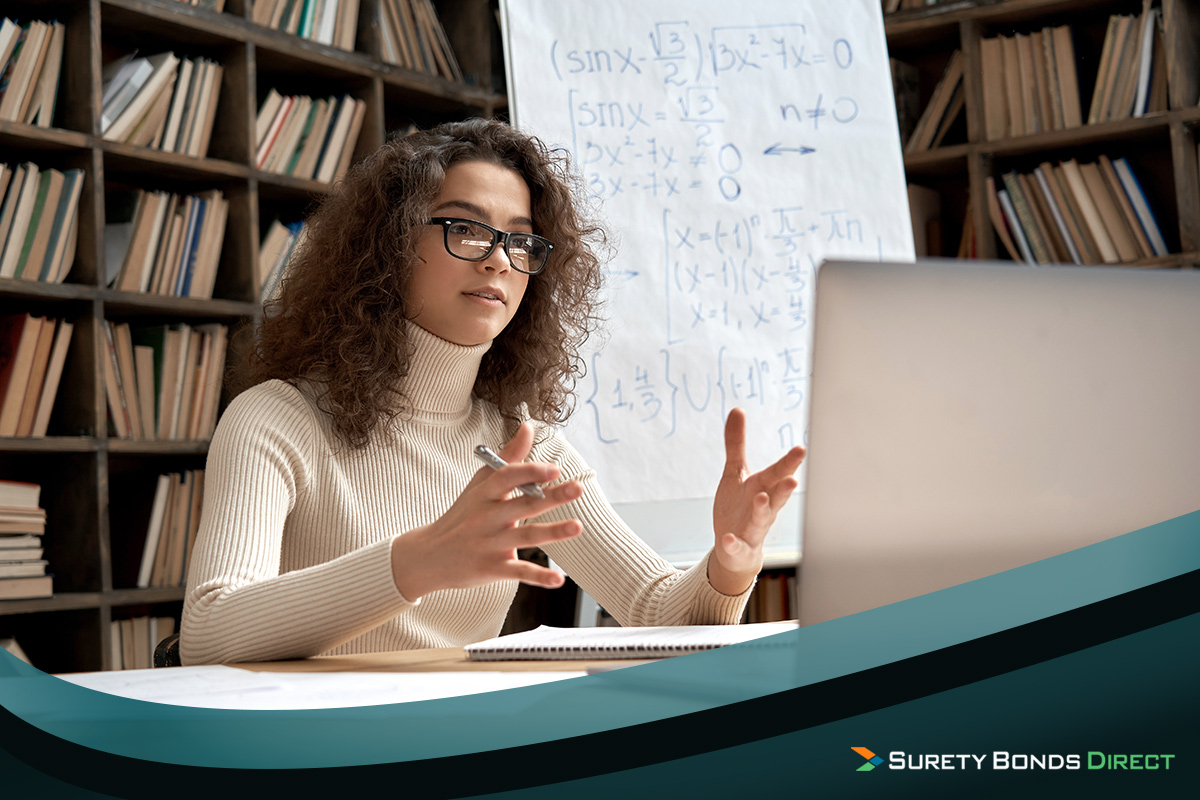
[464,621,798,661]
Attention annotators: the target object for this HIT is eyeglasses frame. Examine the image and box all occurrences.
[427,217,554,275]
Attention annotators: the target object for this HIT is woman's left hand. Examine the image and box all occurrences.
[709,408,806,595]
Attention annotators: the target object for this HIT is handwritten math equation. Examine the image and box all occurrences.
[583,335,811,453]
[539,16,889,455]
[552,21,864,205]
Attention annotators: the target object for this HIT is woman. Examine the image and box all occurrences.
[181,119,805,665]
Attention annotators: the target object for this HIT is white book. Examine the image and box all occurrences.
[0,162,40,279]
[137,475,171,588]
[0,163,29,267]
[316,0,339,45]
[1133,7,1159,117]
[29,22,65,127]
[138,191,173,294]
[254,88,284,147]
[30,319,73,437]
[1112,157,1168,256]
[1033,168,1082,265]
[315,95,356,183]
[101,56,153,132]
[166,324,192,439]
[0,20,20,79]
[105,52,179,143]
[101,50,138,107]
[997,188,1034,264]
[0,21,48,121]
[0,560,47,578]
[183,60,214,157]
[160,57,195,153]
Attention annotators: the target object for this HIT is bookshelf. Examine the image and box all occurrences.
[0,0,504,674]
[887,0,1200,266]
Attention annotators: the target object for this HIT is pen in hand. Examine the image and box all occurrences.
[473,445,547,499]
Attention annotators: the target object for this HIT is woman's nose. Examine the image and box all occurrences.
[478,242,512,273]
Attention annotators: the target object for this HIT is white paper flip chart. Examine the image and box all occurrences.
[501,0,913,556]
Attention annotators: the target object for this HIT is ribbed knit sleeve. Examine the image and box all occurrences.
[181,382,413,665]
[534,429,753,626]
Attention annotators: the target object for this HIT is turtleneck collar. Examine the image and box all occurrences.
[402,323,491,418]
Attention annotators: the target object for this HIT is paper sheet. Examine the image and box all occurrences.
[56,666,587,710]
[502,0,914,502]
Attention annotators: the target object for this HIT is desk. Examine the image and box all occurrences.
[56,647,657,710]
[233,647,653,674]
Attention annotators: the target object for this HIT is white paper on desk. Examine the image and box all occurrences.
[57,666,285,702]
[467,620,799,659]
[57,666,586,710]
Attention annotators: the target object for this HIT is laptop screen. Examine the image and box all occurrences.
[797,259,1200,626]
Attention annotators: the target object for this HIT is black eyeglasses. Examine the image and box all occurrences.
[427,217,554,275]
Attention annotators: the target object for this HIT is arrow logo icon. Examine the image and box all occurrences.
[852,747,884,772]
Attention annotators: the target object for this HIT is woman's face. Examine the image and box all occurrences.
[410,160,533,346]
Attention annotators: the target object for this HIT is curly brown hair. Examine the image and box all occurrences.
[235,118,608,449]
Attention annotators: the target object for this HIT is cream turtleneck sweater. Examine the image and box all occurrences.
[180,325,750,665]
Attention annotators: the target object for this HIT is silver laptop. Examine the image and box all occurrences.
[797,259,1200,626]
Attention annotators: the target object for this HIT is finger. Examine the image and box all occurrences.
[499,476,581,513]
[479,462,563,499]
[488,481,584,530]
[751,445,807,487]
[752,490,774,527]
[719,531,754,560]
[724,491,773,544]
[765,476,800,511]
[498,422,535,463]
[507,519,583,549]
[506,560,568,589]
[723,408,748,475]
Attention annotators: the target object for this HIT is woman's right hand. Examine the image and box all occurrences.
[389,422,583,601]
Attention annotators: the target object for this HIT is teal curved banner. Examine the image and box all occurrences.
[1,509,1197,769]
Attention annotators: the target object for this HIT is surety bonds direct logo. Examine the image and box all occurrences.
[852,747,1177,772]
[852,747,884,771]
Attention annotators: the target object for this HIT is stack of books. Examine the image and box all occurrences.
[903,50,963,154]
[100,51,225,156]
[250,0,360,52]
[0,479,51,600]
[988,156,1168,266]
[0,162,85,284]
[254,91,366,183]
[0,314,73,438]
[258,219,306,303]
[111,615,176,670]
[980,26,1084,141]
[1087,6,1168,124]
[105,188,229,299]
[378,0,464,82]
[137,470,205,589]
[0,18,65,127]
[101,321,228,441]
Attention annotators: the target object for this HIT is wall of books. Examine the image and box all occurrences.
[888,0,1200,266]
[0,0,503,674]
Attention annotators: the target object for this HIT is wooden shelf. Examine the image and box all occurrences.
[0,0,506,675]
[893,0,1200,266]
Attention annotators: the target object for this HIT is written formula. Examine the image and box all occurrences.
[583,344,810,451]
[549,22,854,86]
